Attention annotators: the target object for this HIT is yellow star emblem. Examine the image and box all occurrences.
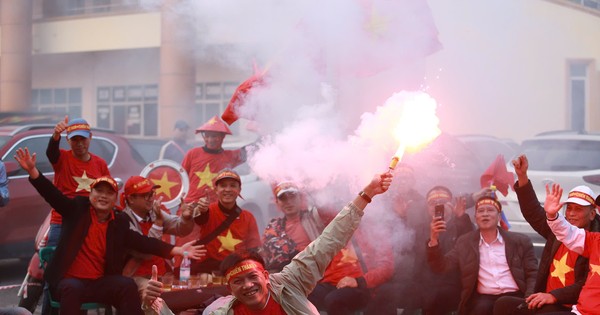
[338,246,358,266]
[207,117,217,125]
[590,263,600,279]
[151,171,179,199]
[217,229,242,253]
[73,171,95,192]
[551,252,574,286]
[364,7,389,38]
[194,163,217,189]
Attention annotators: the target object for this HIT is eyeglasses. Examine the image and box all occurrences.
[134,192,155,201]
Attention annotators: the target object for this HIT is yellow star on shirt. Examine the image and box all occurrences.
[590,263,600,279]
[194,163,217,189]
[551,252,574,286]
[151,171,179,199]
[217,230,242,253]
[73,171,95,192]
[338,247,358,266]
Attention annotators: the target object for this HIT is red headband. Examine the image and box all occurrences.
[476,198,501,212]
[427,191,452,204]
[225,261,265,283]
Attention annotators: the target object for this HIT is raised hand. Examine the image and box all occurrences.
[53,115,69,140]
[544,183,564,219]
[429,216,447,246]
[14,148,39,179]
[453,196,466,218]
[173,241,207,260]
[151,196,164,227]
[179,199,193,221]
[512,154,529,186]
[363,172,393,198]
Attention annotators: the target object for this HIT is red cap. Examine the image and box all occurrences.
[214,169,241,186]
[195,116,232,135]
[124,176,160,196]
[91,176,119,193]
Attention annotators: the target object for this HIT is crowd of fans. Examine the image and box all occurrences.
[3,115,600,315]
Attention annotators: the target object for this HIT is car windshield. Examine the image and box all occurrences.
[522,139,600,171]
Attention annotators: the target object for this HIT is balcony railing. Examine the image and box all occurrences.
[568,0,600,10]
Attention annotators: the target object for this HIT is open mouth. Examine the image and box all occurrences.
[243,288,259,297]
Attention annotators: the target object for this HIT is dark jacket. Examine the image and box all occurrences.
[427,228,538,315]
[30,174,174,287]
[515,179,600,304]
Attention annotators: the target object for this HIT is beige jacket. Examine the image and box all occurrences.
[204,201,364,315]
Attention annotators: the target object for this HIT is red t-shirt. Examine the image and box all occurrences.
[175,202,260,267]
[320,241,363,285]
[575,231,600,313]
[232,295,286,315]
[134,220,167,277]
[50,150,110,224]
[546,243,578,293]
[285,216,311,251]
[64,207,113,279]
[180,147,243,203]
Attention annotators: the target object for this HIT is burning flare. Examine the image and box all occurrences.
[388,92,441,169]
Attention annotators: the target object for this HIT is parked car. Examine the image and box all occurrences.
[501,133,600,256]
[0,124,146,259]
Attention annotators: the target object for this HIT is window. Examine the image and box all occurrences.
[31,87,82,118]
[195,81,240,134]
[96,85,158,136]
[568,62,589,131]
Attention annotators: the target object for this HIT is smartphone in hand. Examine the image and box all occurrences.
[434,204,445,220]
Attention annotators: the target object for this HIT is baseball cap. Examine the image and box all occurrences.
[214,169,241,186]
[124,176,161,196]
[274,181,299,198]
[566,185,595,206]
[174,120,190,130]
[91,176,119,193]
[66,118,91,139]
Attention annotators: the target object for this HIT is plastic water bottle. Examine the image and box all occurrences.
[180,251,191,287]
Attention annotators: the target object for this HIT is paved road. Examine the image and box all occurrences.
[0,258,39,313]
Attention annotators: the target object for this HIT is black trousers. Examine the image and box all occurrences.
[467,291,523,315]
[308,283,370,315]
[53,275,142,315]
[493,295,572,315]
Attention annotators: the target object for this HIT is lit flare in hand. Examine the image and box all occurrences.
[389,92,441,169]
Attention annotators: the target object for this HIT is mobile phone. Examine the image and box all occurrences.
[434,204,445,220]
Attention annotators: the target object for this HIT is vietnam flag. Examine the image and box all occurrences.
[221,66,267,125]
[480,154,515,197]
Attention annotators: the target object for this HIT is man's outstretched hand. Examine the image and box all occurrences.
[14,147,39,179]
[544,183,564,220]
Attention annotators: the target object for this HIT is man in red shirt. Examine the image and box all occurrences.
[46,116,110,246]
[174,116,249,256]
[14,148,205,315]
[179,169,261,274]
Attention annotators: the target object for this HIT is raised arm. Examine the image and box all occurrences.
[47,115,68,164]
[272,172,393,295]
[15,147,75,214]
[544,183,586,255]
